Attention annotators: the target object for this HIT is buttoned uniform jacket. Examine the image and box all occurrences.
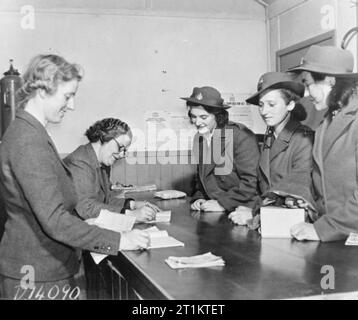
[64,143,126,220]
[191,122,260,212]
[258,118,315,210]
[0,110,121,281]
[312,95,358,241]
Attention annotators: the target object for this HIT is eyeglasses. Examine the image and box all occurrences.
[113,139,128,158]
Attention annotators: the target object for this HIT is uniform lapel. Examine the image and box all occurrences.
[312,119,326,176]
[269,119,300,161]
[85,143,108,194]
[259,144,271,186]
[204,128,226,177]
[16,110,72,176]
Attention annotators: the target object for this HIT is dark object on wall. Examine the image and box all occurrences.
[0,60,22,138]
[341,26,358,49]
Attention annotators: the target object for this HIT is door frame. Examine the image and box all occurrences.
[276,30,336,71]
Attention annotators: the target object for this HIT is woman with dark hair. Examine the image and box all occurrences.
[64,118,158,222]
[181,86,260,213]
[288,45,358,241]
[229,72,315,226]
[0,54,149,299]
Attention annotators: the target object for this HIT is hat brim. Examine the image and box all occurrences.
[180,97,231,109]
[289,63,358,78]
[246,81,305,106]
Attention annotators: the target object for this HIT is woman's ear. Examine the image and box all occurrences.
[37,88,47,99]
[326,76,336,87]
[287,100,295,112]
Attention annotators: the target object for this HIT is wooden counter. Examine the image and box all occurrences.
[85,193,358,300]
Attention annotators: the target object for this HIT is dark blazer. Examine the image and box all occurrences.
[191,122,260,212]
[0,110,121,281]
[258,119,315,208]
[312,96,358,241]
[64,143,126,219]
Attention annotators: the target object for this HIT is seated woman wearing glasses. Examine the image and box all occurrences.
[64,118,158,222]
[229,72,316,226]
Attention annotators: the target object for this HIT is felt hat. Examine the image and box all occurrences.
[289,45,358,78]
[246,72,305,106]
[181,86,231,109]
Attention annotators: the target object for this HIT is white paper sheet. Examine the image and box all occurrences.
[85,209,136,264]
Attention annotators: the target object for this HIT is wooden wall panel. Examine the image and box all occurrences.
[111,151,197,195]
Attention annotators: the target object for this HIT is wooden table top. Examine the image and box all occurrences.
[108,193,358,300]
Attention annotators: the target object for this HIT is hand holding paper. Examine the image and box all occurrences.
[144,226,184,249]
[119,229,150,250]
[85,209,137,264]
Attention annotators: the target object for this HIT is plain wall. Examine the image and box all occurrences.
[0,0,267,153]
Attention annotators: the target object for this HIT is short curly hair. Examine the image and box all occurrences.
[16,54,83,109]
[187,102,229,128]
[85,118,132,144]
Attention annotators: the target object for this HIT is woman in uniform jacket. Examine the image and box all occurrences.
[64,118,158,222]
[289,45,358,242]
[229,72,315,226]
[0,54,149,299]
[182,86,260,213]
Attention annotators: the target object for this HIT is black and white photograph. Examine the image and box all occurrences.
[1,0,358,309]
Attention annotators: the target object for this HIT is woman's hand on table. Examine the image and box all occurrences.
[191,199,206,210]
[128,205,157,222]
[119,230,150,250]
[228,206,253,225]
[200,200,225,212]
[290,222,320,241]
[135,200,160,212]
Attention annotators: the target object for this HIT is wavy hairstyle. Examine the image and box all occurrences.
[16,54,83,109]
[326,78,358,118]
[85,118,132,144]
[186,102,229,128]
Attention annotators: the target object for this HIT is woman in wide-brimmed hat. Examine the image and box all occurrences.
[289,45,358,242]
[229,72,316,227]
[181,86,260,213]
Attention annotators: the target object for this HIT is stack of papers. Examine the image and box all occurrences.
[86,209,136,264]
[345,233,358,246]
[111,183,157,192]
[165,252,225,269]
[145,226,184,249]
[143,210,171,224]
[154,190,186,199]
[260,206,305,238]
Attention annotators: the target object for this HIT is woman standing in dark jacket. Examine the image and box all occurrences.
[229,72,315,226]
[182,86,260,213]
[289,45,358,241]
[0,54,149,299]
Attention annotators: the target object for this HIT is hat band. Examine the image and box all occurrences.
[300,60,353,74]
[191,97,224,106]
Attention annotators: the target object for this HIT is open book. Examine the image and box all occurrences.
[145,226,184,249]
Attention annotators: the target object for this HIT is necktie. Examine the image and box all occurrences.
[259,126,275,190]
[263,126,275,150]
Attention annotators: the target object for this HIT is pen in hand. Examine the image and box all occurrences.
[145,201,161,213]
